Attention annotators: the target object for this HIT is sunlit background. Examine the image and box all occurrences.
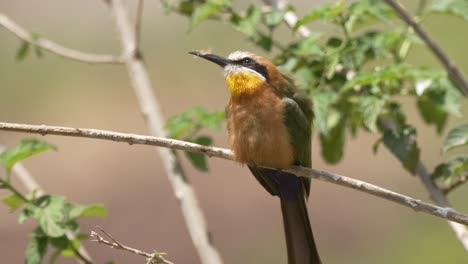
[1,0,468,263]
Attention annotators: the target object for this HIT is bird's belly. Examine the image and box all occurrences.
[228,91,294,168]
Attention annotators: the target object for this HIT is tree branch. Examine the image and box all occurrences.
[0,13,124,64]
[135,0,144,51]
[1,122,468,226]
[0,145,94,264]
[90,226,174,264]
[104,1,224,264]
[383,0,468,95]
[380,118,468,251]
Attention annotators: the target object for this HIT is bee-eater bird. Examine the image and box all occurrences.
[189,50,321,264]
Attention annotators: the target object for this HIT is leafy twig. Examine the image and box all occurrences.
[0,14,124,64]
[0,145,94,264]
[1,122,468,226]
[90,226,174,264]
[383,0,468,95]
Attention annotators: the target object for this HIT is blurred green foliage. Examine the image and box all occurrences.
[0,139,107,264]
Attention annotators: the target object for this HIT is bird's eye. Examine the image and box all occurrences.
[242,58,252,64]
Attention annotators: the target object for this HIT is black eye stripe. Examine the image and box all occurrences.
[232,57,269,80]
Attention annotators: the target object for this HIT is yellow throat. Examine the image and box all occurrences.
[225,72,264,97]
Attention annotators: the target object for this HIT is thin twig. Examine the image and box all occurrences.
[441,176,468,195]
[104,1,224,264]
[135,0,144,51]
[0,145,94,264]
[1,122,468,226]
[90,226,174,264]
[383,0,468,95]
[0,13,124,64]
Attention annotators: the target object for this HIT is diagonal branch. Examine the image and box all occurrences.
[0,13,124,64]
[383,0,468,95]
[1,121,468,226]
[104,1,224,264]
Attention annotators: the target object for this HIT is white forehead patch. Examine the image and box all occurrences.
[227,51,255,61]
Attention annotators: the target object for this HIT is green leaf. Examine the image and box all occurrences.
[360,95,386,133]
[319,117,346,164]
[417,77,461,133]
[166,106,225,139]
[185,136,213,171]
[251,33,273,52]
[346,0,395,32]
[25,235,48,264]
[313,91,338,135]
[294,1,345,29]
[16,41,30,61]
[190,2,221,29]
[34,195,67,237]
[264,7,289,28]
[68,203,107,219]
[19,203,37,224]
[443,123,468,152]
[382,125,420,174]
[290,34,324,56]
[50,235,69,249]
[230,5,261,37]
[429,0,468,22]
[0,139,56,171]
[2,193,24,211]
[341,64,410,94]
[432,155,468,182]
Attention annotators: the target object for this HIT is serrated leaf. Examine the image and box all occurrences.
[190,2,221,29]
[360,95,386,132]
[443,123,468,152]
[429,0,468,22]
[68,203,107,219]
[25,235,48,264]
[313,91,338,134]
[185,136,212,171]
[34,196,67,237]
[0,139,56,171]
[16,41,30,61]
[382,125,420,174]
[2,193,24,211]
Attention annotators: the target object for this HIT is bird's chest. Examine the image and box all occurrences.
[227,88,294,168]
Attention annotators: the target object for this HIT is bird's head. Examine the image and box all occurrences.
[189,51,282,97]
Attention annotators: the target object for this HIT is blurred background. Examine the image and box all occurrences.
[1,0,468,263]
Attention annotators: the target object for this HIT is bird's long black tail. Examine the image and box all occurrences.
[248,166,321,264]
[280,188,321,264]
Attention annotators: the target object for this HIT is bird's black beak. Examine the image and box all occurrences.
[189,51,231,68]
